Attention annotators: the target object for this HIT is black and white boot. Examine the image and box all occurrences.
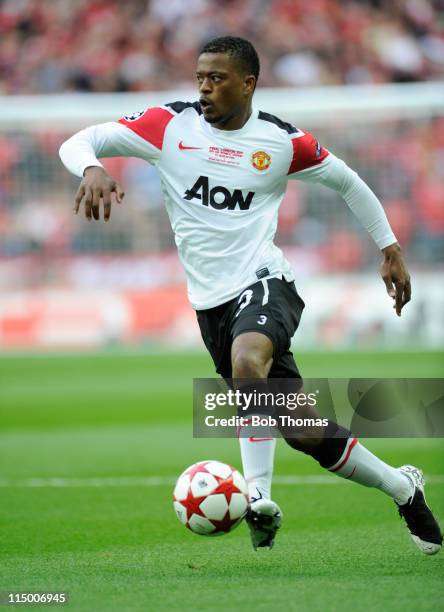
[246,498,282,550]
[397,465,442,555]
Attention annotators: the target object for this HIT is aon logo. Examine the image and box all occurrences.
[184,176,254,210]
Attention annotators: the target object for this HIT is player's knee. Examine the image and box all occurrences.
[232,350,267,379]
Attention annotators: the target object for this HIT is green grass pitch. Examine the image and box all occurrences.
[0,350,443,610]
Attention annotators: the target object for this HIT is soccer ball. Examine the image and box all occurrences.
[173,460,249,535]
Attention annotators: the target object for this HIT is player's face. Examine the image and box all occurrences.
[196,53,255,129]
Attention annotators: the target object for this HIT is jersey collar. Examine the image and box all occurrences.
[201,107,258,137]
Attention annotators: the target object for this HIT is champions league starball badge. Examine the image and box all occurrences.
[123,109,147,121]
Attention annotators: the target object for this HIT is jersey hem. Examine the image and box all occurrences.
[190,273,294,310]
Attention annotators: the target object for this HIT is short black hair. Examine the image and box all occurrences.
[199,36,260,83]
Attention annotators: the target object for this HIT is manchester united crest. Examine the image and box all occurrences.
[251,150,271,171]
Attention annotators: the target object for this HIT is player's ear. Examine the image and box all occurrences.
[244,75,256,97]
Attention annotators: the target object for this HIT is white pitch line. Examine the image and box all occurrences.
[0,475,443,488]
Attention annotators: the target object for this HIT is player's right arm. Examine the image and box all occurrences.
[59,122,144,222]
[59,107,174,221]
[73,165,124,223]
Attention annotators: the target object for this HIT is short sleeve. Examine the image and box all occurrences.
[117,107,175,152]
[288,131,329,176]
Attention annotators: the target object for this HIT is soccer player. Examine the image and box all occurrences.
[59,36,442,554]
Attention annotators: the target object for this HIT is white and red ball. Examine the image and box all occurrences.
[173,460,249,535]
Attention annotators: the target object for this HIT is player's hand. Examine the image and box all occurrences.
[380,242,411,317]
[74,166,125,222]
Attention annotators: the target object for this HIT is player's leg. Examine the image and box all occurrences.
[230,278,305,549]
[284,422,413,502]
[283,422,443,554]
[231,331,275,502]
[231,278,304,503]
[231,331,283,549]
[234,344,303,503]
[195,298,278,510]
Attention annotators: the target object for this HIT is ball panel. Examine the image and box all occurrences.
[232,470,248,495]
[205,461,232,479]
[183,460,216,478]
[188,514,216,535]
[173,501,188,525]
[173,474,191,501]
[190,472,218,497]
[211,513,243,533]
[200,493,229,520]
[228,492,248,519]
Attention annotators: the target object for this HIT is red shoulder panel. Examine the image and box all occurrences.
[288,132,329,174]
[118,107,174,150]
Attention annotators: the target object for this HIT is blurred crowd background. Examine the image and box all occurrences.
[1,0,444,93]
[0,0,443,348]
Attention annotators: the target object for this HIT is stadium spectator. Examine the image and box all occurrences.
[0,0,443,94]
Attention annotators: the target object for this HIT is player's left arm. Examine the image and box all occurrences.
[288,136,411,316]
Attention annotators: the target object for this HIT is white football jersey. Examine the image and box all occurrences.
[59,101,396,309]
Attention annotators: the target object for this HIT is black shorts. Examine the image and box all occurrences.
[196,277,305,379]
